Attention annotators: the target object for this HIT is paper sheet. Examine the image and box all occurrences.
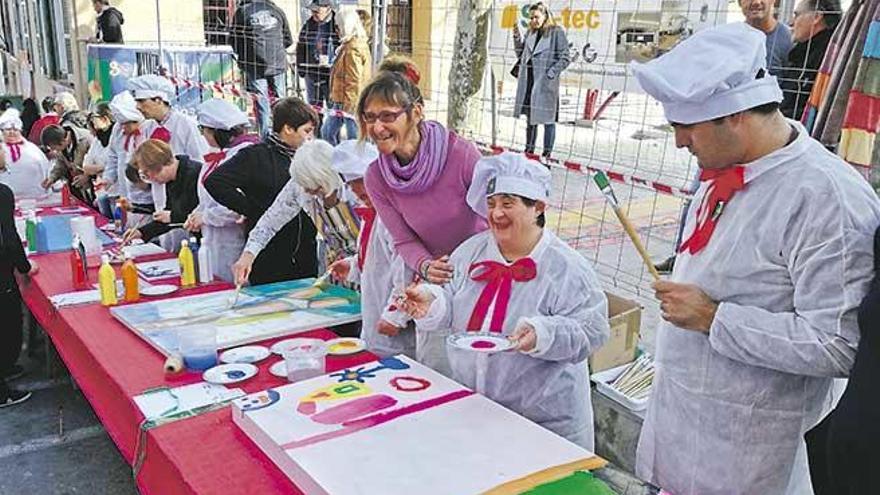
[134,382,244,422]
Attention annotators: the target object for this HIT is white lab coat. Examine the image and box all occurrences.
[417,229,610,450]
[343,217,416,358]
[0,140,50,199]
[195,141,252,282]
[636,123,880,495]
[103,122,153,207]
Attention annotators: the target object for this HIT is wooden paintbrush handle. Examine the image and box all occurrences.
[612,207,662,281]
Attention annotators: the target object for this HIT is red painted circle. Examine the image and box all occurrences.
[389,376,431,392]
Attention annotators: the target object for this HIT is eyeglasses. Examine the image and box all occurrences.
[361,104,412,124]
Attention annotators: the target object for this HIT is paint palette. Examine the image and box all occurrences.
[203,363,258,385]
[271,338,327,356]
[447,333,514,353]
[140,284,178,297]
[269,360,288,378]
[220,345,271,364]
[325,337,366,356]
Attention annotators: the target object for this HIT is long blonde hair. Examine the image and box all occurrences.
[337,7,367,42]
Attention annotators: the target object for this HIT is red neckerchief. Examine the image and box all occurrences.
[150,126,171,143]
[6,141,22,162]
[201,151,227,184]
[466,258,537,333]
[123,128,142,151]
[678,166,746,255]
[354,206,376,272]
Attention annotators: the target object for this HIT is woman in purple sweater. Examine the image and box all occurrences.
[357,71,487,374]
[358,72,487,283]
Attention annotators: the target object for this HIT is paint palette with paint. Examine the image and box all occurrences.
[231,355,601,495]
[447,333,514,353]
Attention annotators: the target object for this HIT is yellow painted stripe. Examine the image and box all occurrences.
[480,456,608,495]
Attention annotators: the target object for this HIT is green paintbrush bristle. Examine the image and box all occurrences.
[592,171,611,190]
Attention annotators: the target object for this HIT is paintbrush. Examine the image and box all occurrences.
[592,171,662,281]
[227,283,242,309]
[311,270,332,289]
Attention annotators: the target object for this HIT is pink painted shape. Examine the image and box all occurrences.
[297,401,317,415]
[471,340,496,349]
[280,390,475,450]
[310,394,398,425]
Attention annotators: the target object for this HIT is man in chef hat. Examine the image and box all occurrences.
[401,151,609,448]
[127,74,207,251]
[0,108,50,199]
[630,22,880,495]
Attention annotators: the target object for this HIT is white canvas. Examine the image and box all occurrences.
[232,355,598,494]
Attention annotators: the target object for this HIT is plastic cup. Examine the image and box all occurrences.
[283,339,328,383]
[177,325,218,371]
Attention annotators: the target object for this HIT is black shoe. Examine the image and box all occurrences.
[2,365,24,381]
[0,389,32,408]
[654,256,676,274]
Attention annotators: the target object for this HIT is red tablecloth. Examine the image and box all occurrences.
[20,208,375,494]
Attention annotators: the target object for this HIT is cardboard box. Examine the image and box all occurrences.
[590,292,642,373]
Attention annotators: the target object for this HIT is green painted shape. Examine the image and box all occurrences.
[520,471,616,495]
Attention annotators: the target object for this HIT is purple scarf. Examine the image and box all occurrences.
[377,120,449,194]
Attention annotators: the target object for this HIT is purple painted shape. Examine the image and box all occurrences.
[471,340,496,349]
[280,390,475,450]
[310,394,398,425]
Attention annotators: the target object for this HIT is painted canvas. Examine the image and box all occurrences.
[111,279,361,356]
[232,356,604,495]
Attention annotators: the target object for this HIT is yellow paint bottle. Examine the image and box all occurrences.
[178,240,196,288]
[98,254,118,306]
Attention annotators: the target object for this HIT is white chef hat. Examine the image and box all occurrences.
[126,74,175,103]
[0,108,22,130]
[196,99,249,131]
[332,140,379,183]
[109,91,144,123]
[467,152,552,218]
[630,23,783,125]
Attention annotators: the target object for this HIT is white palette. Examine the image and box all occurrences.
[232,356,599,494]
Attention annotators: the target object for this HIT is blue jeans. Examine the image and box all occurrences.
[525,123,556,156]
[321,103,358,145]
[245,71,287,138]
[303,71,330,138]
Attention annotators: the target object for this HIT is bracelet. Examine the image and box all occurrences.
[419,259,431,280]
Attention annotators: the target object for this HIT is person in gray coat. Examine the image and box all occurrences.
[512,2,570,159]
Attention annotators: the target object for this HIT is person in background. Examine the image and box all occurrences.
[40,124,94,204]
[183,99,260,283]
[92,0,124,44]
[359,71,488,373]
[0,109,50,199]
[104,91,153,227]
[205,97,319,285]
[122,139,201,244]
[82,103,116,217]
[739,0,793,76]
[296,0,339,133]
[54,92,89,131]
[630,23,880,494]
[780,0,841,120]
[323,8,371,145]
[19,99,40,140]
[27,96,59,145]
[512,2,571,159]
[230,138,360,284]
[328,140,415,358]
[229,0,293,137]
[0,183,38,408]
[401,152,609,446]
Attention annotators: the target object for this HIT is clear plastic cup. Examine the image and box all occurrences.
[283,338,328,383]
[177,325,218,371]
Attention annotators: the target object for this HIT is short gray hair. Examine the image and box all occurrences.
[290,139,341,194]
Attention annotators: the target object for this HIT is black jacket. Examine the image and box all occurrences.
[140,155,201,242]
[97,7,124,44]
[780,28,833,120]
[204,141,317,285]
[0,184,31,291]
[295,12,339,75]
[229,0,293,77]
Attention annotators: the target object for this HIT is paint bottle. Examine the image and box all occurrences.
[76,237,88,278]
[34,217,49,253]
[69,235,88,290]
[178,240,196,288]
[61,182,71,206]
[197,234,213,284]
[121,253,139,303]
[25,213,37,253]
[188,236,201,284]
[98,254,118,306]
[113,204,124,233]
